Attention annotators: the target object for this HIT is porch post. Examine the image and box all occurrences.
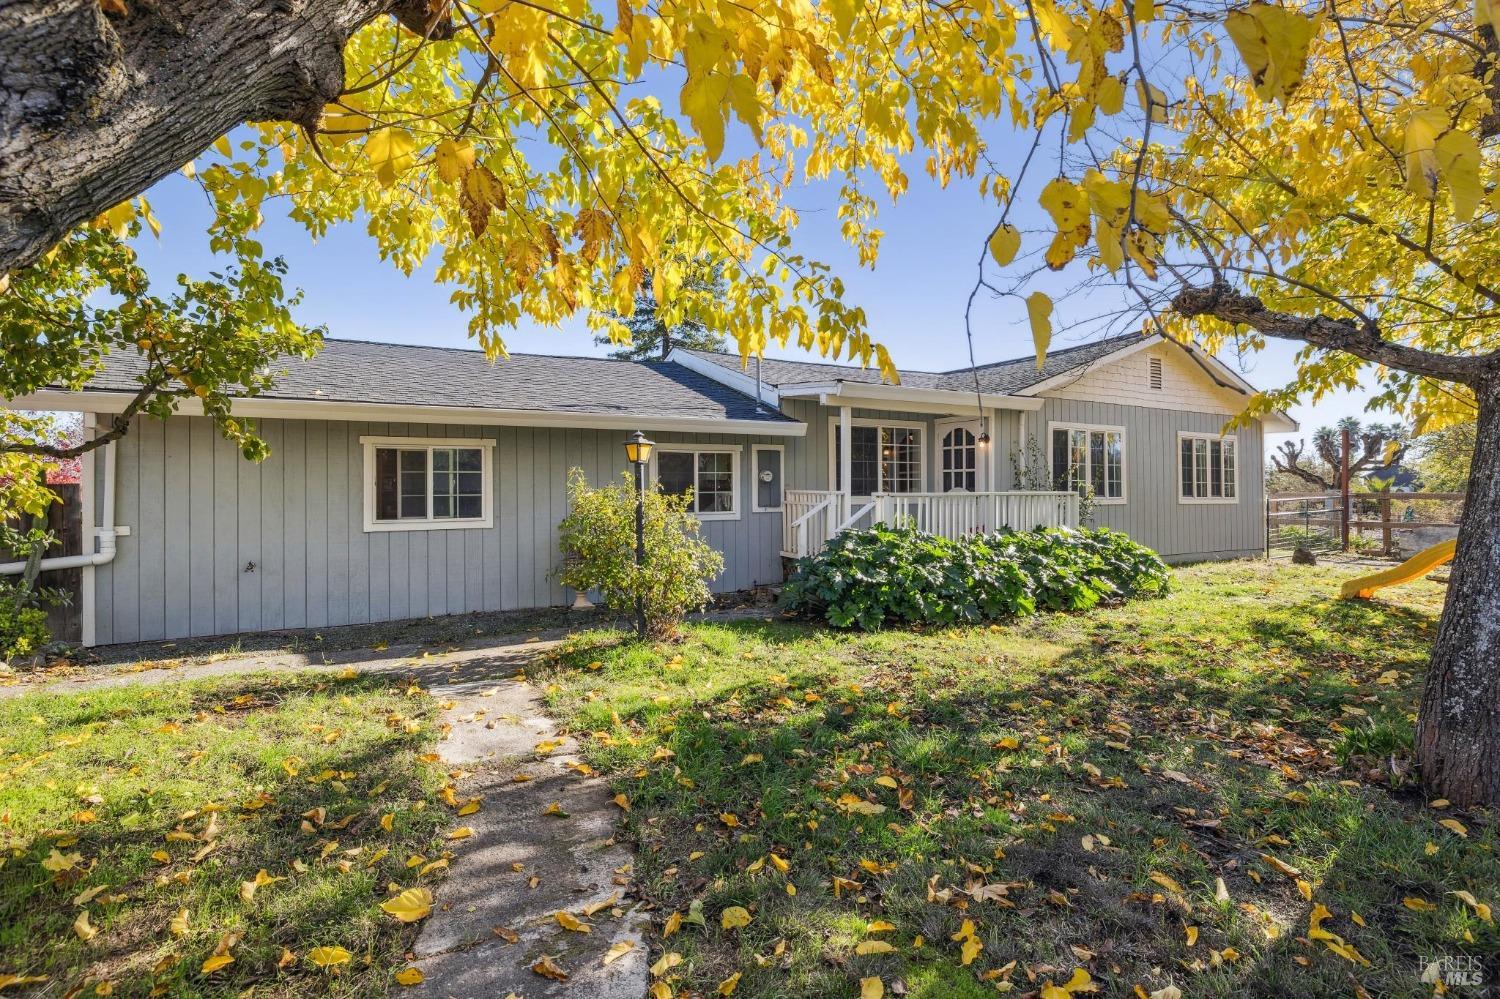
[985,409,999,491]
[839,404,853,523]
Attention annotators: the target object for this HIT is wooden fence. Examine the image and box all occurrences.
[2,484,83,644]
[1267,490,1465,559]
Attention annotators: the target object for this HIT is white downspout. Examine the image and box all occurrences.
[0,438,118,575]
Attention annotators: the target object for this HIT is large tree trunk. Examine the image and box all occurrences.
[1416,375,1500,806]
[0,0,444,275]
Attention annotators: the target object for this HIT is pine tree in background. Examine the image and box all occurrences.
[594,267,727,362]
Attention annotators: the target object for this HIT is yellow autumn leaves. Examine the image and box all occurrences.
[1404,110,1483,222]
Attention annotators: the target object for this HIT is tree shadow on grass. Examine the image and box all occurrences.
[544,600,1494,998]
[0,671,451,998]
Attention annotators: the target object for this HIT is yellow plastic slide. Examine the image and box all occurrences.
[1339,539,1457,600]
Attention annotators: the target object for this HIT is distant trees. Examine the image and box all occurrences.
[593,266,727,362]
[1269,418,1409,494]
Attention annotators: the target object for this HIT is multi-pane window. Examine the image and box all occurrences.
[1050,424,1124,501]
[1179,433,1237,502]
[833,425,924,494]
[942,426,977,492]
[657,448,739,518]
[365,438,492,530]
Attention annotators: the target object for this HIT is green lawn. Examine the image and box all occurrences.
[537,559,1497,998]
[0,671,448,996]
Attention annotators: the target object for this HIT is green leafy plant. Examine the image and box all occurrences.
[0,583,50,662]
[557,469,725,639]
[781,524,1169,630]
[1010,435,1096,524]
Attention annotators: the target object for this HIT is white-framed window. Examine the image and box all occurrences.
[361,436,495,532]
[827,419,925,495]
[1178,432,1238,503]
[655,445,741,520]
[1048,422,1126,503]
[751,444,784,513]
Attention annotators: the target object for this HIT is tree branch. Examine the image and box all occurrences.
[1170,283,1500,386]
[1,379,173,459]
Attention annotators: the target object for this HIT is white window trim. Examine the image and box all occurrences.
[360,436,496,532]
[824,417,928,495]
[1177,430,1240,505]
[751,443,785,513]
[651,443,742,521]
[1046,421,1128,504]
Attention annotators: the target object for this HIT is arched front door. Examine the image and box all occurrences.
[938,421,980,492]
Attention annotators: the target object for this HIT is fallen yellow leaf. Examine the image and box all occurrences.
[200,954,234,974]
[380,887,434,923]
[307,946,351,969]
[554,910,592,933]
[721,906,752,930]
[603,940,635,965]
[531,955,569,981]
[394,968,424,986]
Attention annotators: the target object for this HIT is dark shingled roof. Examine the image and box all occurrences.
[78,338,798,425]
[681,333,1149,395]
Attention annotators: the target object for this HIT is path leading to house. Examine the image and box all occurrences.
[3,628,652,998]
[407,640,650,998]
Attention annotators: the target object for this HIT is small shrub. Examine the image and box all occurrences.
[0,582,50,661]
[558,469,725,639]
[1336,715,1415,787]
[780,524,1169,630]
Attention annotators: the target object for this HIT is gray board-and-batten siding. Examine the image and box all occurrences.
[89,415,787,645]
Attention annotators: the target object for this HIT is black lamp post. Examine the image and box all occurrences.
[623,431,655,639]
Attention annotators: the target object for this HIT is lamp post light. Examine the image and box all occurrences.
[623,431,655,639]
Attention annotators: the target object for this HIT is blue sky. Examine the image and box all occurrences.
[130,142,1376,450]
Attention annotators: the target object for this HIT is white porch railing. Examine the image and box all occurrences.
[781,489,1081,558]
[784,489,842,559]
[872,490,1080,537]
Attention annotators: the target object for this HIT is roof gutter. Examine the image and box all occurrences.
[10,390,807,438]
[0,437,116,576]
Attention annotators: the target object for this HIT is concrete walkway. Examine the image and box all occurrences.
[409,642,649,998]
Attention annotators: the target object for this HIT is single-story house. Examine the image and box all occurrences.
[8,332,1294,646]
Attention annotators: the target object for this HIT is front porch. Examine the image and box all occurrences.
[782,488,1081,558]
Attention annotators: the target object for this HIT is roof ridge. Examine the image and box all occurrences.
[319,336,679,367]
[683,333,1146,378]
[936,332,1146,376]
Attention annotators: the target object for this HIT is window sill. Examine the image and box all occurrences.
[364,518,494,533]
[1177,497,1239,506]
[692,511,742,522]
